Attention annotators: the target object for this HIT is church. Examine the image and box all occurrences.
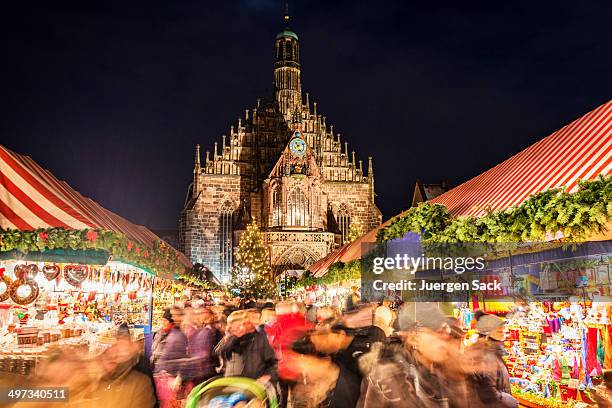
[178,12,382,283]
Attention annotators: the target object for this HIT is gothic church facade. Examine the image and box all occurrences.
[179,14,382,282]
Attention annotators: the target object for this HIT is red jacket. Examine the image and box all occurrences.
[265,313,313,381]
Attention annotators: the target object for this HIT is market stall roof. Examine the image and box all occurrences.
[430,100,611,217]
[0,144,190,268]
[310,99,612,277]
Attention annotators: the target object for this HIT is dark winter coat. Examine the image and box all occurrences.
[466,340,517,408]
[214,330,277,381]
[357,340,455,408]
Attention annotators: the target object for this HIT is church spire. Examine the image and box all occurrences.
[368,156,375,203]
[274,2,301,121]
[193,144,201,196]
[194,144,201,171]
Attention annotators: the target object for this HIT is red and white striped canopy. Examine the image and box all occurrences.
[0,144,189,266]
[310,99,612,276]
[431,100,612,216]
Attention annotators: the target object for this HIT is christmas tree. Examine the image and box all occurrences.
[347,220,364,243]
[230,222,276,299]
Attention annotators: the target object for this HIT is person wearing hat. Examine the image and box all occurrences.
[465,313,518,408]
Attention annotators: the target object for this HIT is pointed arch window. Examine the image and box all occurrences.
[337,203,351,244]
[219,201,234,280]
[272,187,282,227]
[287,188,308,227]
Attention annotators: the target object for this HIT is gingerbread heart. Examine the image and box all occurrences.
[64,265,89,288]
[13,264,27,280]
[42,264,61,281]
[26,264,39,278]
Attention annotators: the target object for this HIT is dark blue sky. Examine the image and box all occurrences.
[1,0,611,229]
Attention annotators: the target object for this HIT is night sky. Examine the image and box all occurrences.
[1,0,611,230]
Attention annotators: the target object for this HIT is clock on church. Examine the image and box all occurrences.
[289,134,307,157]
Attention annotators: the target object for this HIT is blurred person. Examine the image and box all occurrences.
[214,309,277,383]
[151,308,174,371]
[316,305,341,329]
[26,330,155,408]
[84,330,156,407]
[464,314,517,408]
[333,304,386,377]
[265,301,313,407]
[374,303,395,336]
[346,286,361,311]
[246,308,263,333]
[260,308,277,328]
[187,307,218,384]
[152,307,190,408]
[304,293,319,323]
[358,302,462,408]
[292,327,362,408]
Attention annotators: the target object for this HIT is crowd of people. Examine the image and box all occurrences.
[142,295,522,408]
[8,293,612,407]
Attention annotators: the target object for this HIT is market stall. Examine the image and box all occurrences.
[0,144,191,377]
[304,100,612,407]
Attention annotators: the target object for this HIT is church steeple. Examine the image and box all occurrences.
[193,144,201,196]
[274,3,302,121]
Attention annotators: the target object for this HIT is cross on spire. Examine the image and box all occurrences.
[283,2,290,26]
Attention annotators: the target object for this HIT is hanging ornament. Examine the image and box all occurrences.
[14,264,28,280]
[64,265,89,288]
[0,269,12,302]
[42,264,61,281]
[9,279,39,305]
[25,264,39,278]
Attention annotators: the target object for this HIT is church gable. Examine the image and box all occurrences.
[268,131,321,180]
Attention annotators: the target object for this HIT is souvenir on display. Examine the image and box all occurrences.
[42,264,61,281]
[0,269,12,302]
[64,264,88,288]
[9,279,40,305]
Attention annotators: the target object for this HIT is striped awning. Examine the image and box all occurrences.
[310,99,612,277]
[0,144,190,267]
[430,100,612,216]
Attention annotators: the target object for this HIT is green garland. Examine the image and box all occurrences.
[377,176,612,244]
[176,274,212,290]
[296,259,361,288]
[0,227,187,277]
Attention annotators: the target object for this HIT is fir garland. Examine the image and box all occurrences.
[295,259,361,288]
[0,227,187,277]
[377,176,612,244]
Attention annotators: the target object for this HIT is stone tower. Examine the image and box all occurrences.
[179,11,382,283]
[274,9,302,121]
